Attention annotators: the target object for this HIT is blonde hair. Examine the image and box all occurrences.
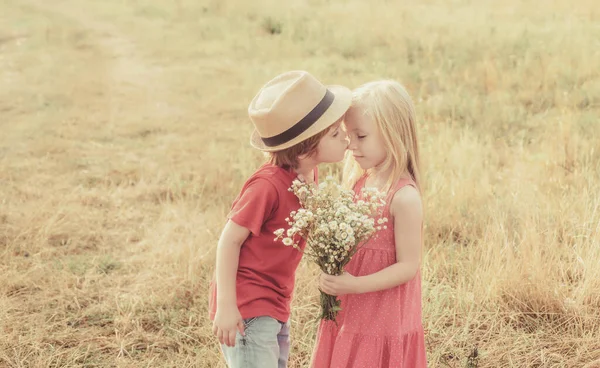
[343,80,422,193]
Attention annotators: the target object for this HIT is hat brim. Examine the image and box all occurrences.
[250,85,352,152]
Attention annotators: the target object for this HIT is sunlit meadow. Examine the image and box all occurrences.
[1,0,599,367]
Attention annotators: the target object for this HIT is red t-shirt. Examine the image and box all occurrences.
[209,163,316,323]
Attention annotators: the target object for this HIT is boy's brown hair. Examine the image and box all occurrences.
[267,120,339,169]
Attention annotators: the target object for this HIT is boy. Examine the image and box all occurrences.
[210,71,351,368]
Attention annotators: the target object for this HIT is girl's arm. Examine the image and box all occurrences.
[320,186,422,295]
[212,220,250,347]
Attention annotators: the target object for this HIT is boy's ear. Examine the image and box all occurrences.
[297,153,310,160]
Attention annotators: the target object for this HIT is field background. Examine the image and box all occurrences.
[1,0,599,367]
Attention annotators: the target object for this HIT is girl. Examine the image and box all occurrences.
[311,80,427,368]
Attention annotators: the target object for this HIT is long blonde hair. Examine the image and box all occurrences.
[343,80,422,193]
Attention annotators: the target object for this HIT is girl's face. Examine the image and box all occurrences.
[344,105,387,170]
[314,120,349,163]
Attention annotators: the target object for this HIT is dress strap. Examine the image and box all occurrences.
[352,173,369,192]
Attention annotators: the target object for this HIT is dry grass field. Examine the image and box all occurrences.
[1,0,599,366]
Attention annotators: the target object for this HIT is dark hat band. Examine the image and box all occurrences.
[261,89,334,147]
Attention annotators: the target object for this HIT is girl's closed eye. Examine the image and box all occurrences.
[332,130,339,138]
[357,135,366,139]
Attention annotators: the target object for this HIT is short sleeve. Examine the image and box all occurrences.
[228,178,278,236]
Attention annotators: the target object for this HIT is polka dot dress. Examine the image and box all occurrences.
[311,176,427,368]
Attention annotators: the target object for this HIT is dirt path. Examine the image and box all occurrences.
[26,0,180,131]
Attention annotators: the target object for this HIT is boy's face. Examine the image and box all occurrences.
[344,105,387,170]
[313,120,349,163]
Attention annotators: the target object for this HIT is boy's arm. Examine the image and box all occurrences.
[212,220,250,347]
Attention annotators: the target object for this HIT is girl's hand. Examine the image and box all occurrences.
[319,271,360,296]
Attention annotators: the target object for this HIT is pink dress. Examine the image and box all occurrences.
[311,176,427,368]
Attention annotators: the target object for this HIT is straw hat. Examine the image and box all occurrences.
[249,71,351,151]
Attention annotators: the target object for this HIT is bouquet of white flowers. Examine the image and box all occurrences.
[274,176,387,321]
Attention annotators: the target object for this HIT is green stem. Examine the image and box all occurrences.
[319,290,341,323]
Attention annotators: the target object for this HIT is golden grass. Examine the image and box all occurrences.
[1,0,599,366]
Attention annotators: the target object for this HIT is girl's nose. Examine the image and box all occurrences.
[347,138,357,150]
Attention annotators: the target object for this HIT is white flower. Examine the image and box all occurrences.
[335,231,349,241]
[287,228,296,237]
[274,229,284,237]
[282,238,293,246]
[329,221,338,230]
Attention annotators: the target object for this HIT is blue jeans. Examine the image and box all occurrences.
[221,316,290,368]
